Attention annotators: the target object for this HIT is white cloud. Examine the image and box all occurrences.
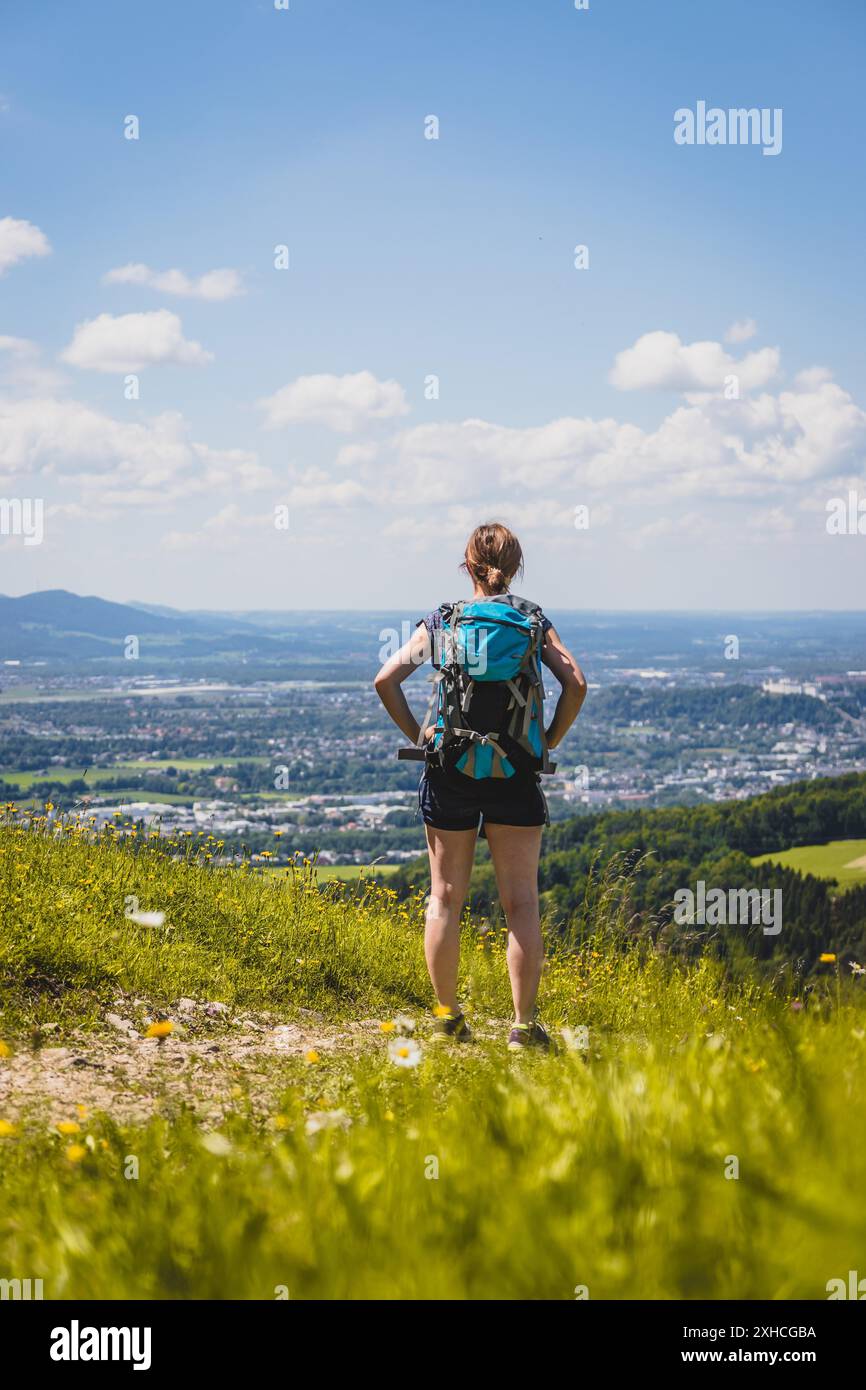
[162,504,272,552]
[0,335,67,393]
[258,370,409,432]
[0,395,271,505]
[0,217,51,276]
[160,485,364,552]
[610,330,778,393]
[60,310,214,373]
[746,507,795,533]
[282,467,367,507]
[392,416,642,501]
[724,318,758,344]
[0,334,36,357]
[390,371,866,506]
[336,442,379,470]
[103,262,244,301]
[382,505,480,545]
[626,512,708,547]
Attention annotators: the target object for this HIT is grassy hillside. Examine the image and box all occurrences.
[2,807,865,1300]
[753,839,866,892]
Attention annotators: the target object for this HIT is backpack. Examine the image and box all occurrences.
[398,595,556,779]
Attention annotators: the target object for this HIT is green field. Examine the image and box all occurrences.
[260,862,400,882]
[3,757,271,788]
[317,863,400,881]
[752,839,866,892]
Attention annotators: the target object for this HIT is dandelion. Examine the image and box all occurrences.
[304,1049,320,1064]
[433,1004,452,1019]
[819,952,837,963]
[273,1113,291,1130]
[0,1119,18,1138]
[379,1020,396,1035]
[66,1144,87,1163]
[305,1109,351,1136]
[127,908,166,929]
[0,1041,10,1059]
[561,1026,589,1052]
[388,1038,422,1069]
[145,1020,174,1039]
[56,1121,81,1136]
[200,1132,233,1156]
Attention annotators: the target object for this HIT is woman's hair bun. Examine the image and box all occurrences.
[461,522,524,594]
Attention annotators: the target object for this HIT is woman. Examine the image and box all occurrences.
[374,523,587,1050]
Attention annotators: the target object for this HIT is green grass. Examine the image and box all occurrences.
[753,839,866,892]
[1,808,865,1300]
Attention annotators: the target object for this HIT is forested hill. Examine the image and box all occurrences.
[591,683,843,728]
[390,772,866,974]
[544,770,866,860]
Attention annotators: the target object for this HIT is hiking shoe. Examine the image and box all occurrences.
[431,1011,473,1043]
[507,1020,553,1052]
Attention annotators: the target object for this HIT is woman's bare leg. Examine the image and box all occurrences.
[423,823,478,1013]
[484,822,544,1023]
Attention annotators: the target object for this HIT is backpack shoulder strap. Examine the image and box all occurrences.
[439,600,464,668]
[504,593,543,620]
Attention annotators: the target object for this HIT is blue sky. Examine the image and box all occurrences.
[2,0,865,611]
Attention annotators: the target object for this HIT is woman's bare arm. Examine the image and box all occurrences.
[541,624,587,749]
[373,623,433,744]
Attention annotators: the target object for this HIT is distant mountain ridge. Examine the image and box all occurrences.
[0,589,386,669]
[0,590,191,637]
[0,589,278,662]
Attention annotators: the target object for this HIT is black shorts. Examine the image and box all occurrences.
[419,762,548,833]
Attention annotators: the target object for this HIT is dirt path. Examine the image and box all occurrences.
[0,998,389,1127]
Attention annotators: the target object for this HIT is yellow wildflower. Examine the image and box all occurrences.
[146,1020,174,1039]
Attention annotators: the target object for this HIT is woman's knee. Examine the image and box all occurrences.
[499,888,539,922]
[426,884,463,922]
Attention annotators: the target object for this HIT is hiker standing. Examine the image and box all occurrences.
[374,523,587,1050]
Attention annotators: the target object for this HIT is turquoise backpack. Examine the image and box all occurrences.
[398,595,556,779]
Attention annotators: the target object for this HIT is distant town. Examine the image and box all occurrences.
[4,602,866,867]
